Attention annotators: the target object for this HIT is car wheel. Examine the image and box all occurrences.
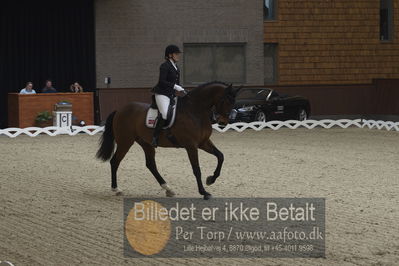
[255,111,266,122]
[298,109,308,121]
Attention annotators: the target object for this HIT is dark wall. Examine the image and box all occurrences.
[96,79,399,123]
[373,79,399,115]
[97,88,152,122]
[0,0,95,128]
[268,84,375,116]
[268,80,399,117]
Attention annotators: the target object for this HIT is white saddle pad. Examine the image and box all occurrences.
[145,97,178,129]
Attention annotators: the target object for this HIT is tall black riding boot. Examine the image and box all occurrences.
[151,117,165,147]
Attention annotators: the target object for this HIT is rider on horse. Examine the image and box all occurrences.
[151,44,186,147]
[96,44,242,199]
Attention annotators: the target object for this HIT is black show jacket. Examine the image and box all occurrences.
[152,60,180,99]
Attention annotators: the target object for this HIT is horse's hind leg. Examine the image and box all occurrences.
[110,140,134,195]
[137,139,176,197]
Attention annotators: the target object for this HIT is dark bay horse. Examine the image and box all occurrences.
[96,81,241,199]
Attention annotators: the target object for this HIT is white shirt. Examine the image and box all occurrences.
[169,59,184,92]
[20,88,36,94]
[169,59,178,71]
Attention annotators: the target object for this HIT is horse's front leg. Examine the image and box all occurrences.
[186,146,212,200]
[199,139,224,186]
[137,139,176,197]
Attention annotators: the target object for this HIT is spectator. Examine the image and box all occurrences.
[70,82,84,93]
[19,82,36,94]
[42,80,57,93]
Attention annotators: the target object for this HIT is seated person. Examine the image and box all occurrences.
[42,80,57,93]
[19,82,36,94]
[70,82,84,93]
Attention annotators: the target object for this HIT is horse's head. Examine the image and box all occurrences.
[214,84,242,125]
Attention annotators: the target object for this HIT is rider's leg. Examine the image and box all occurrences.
[152,94,170,147]
[155,94,169,120]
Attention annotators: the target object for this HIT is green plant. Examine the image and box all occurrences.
[35,110,52,123]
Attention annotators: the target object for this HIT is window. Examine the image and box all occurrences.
[264,43,278,84]
[380,0,394,41]
[183,44,246,84]
[264,0,277,20]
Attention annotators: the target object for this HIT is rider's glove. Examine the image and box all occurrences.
[174,84,185,91]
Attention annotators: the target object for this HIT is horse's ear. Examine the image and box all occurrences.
[232,85,243,96]
[225,83,233,94]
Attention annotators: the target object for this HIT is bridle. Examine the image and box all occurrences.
[213,92,235,118]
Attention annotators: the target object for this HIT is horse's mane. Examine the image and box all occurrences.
[188,81,230,94]
[179,81,229,109]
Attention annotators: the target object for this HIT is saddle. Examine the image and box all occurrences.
[145,95,178,129]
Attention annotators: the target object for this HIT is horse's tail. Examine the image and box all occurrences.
[96,111,116,161]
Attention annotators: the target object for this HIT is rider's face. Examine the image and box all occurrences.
[171,53,180,62]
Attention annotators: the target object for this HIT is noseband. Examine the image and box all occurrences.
[213,92,235,117]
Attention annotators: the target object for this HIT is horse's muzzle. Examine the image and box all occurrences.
[217,117,229,126]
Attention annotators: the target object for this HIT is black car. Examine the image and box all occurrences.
[229,88,311,123]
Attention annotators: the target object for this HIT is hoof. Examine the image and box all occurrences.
[165,190,176,197]
[161,184,176,197]
[206,176,215,186]
[203,193,212,200]
[111,188,123,196]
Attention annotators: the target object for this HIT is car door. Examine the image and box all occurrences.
[281,97,299,120]
[266,91,286,120]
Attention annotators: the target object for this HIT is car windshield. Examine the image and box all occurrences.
[237,89,271,100]
[269,90,279,99]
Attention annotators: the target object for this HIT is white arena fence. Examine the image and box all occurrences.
[0,119,398,138]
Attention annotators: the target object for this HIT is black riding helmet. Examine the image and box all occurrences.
[165,44,182,59]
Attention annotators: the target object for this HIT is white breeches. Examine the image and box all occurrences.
[155,94,170,120]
